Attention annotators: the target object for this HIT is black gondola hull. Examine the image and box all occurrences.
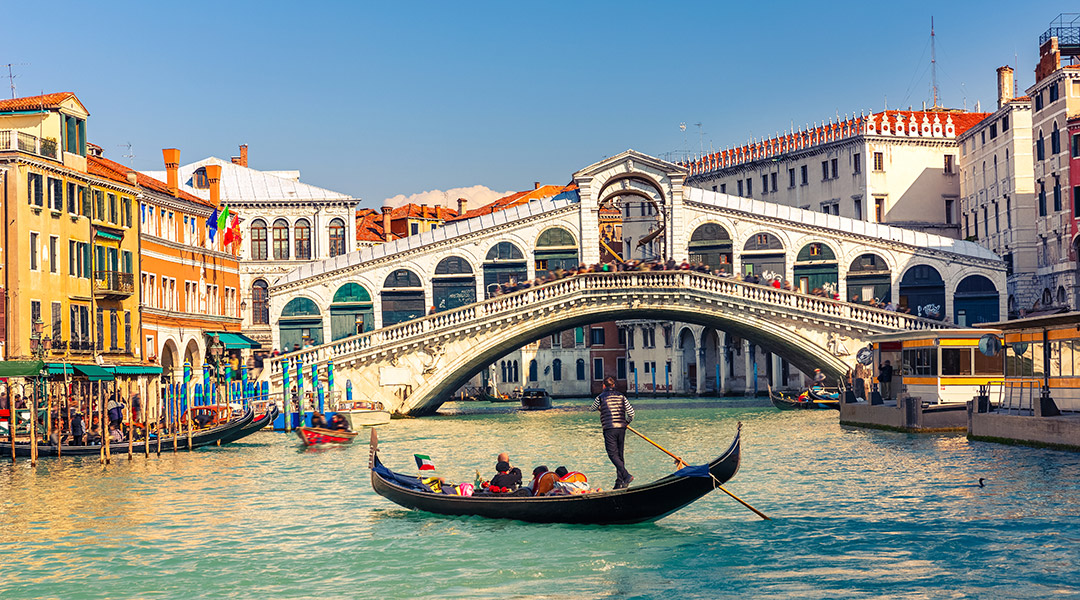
[0,408,255,457]
[370,428,741,524]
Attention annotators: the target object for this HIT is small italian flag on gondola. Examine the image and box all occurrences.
[414,454,435,471]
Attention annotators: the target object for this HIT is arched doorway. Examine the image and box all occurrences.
[741,232,785,280]
[596,173,667,262]
[534,228,579,278]
[688,223,733,274]
[678,328,697,393]
[483,242,527,297]
[899,265,945,320]
[954,275,999,326]
[432,257,476,312]
[279,297,323,351]
[251,279,269,325]
[330,283,374,340]
[793,242,838,294]
[382,269,425,326]
[846,253,891,304]
[160,339,179,381]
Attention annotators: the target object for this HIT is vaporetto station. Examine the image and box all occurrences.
[265,151,1006,414]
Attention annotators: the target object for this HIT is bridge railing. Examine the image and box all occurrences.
[266,270,947,380]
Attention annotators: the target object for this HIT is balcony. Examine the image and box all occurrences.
[0,130,59,160]
[93,270,134,299]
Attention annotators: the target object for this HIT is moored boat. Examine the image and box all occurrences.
[768,384,839,410]
[218,405,278,444]
[519,388,552,410]
[0,407,255,457]
[296,426,359,446]
[335,400,391,427]
[369,425,742,524]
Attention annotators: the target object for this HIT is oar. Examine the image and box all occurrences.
[626,425,771,521]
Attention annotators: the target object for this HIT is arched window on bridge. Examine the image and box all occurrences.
[576,358,586,381]
[250,219,268,260]
[740,232,785,280]
[534,227,578,279]
[846,253,891,304]
[552,359,562,381]
[793,242,838,294]
[688,223,732,274]
[899,265,946,320]
[954,275,999,326]
[272,219,290,260]
[331,283,374,340]
[432,256,476,312]
[294,218,312,261]
[483,242,527,298]
[528,359,538,382]
[279,297,322,352]
[251,279,269,325]
[382,269,425,327]
[329,218,346,257]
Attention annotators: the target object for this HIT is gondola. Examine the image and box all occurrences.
[217,405,278,444]
[768,384,839,410]
[0,407,255,457]
[296,426,359,446]
[369,425,742,524]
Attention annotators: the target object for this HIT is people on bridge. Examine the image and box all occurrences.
[591,375,635,489]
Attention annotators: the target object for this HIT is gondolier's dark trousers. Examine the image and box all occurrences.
[603,427,631,485]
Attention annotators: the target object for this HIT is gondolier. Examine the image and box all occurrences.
[591,376,635,489]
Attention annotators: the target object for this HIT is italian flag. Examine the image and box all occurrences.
[414,454,435,471]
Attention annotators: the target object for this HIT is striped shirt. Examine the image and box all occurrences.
[591,389,634,429]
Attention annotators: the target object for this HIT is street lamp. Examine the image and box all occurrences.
[208,334,226,405]
[30,318,51,359]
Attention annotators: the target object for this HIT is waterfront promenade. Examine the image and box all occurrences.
[2,401,1079,599]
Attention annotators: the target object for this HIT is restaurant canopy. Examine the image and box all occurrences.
[106,365,163,376]
[210,332,261,349]
[0,360,46,378]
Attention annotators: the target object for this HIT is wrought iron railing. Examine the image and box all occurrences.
[1,129,59,159]
[93,270,135,295]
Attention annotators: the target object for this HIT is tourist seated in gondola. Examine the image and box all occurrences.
[328,414,351,431]
[526,465,558,496]
[69,412,86,446]
[483,460,522,493]
[109,423,124,443]
[547,466,591,495]
[311,412,328,429]
[194,411,213,429]
[49,419,68,446]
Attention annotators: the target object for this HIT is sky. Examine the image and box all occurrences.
[1,1,1073,208]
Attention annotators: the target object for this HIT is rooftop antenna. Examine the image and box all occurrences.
[694,122,704,155]
[3,63,29,99]
[679,122,688,162]
[118,142,135,165]
[930,16,939,109]
[1014,51,1019,98]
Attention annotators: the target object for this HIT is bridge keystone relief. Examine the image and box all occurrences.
[266,150,1006,415]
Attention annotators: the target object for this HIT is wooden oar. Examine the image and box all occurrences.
[626,425,771,521]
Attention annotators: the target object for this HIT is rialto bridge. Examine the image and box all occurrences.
[265,150,1005,414]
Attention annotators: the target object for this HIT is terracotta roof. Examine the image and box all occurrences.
[0,92,80,113]
[389,203,459,220]
[449,183,578,221]
[88,155,214,207]
[355,208,386,242]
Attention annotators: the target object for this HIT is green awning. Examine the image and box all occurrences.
[0,360,45,378]
[75,364,114,381]
[211,332,261,350]
[95,230,122,241]
[106,365,163,375]
[46,363,75,376]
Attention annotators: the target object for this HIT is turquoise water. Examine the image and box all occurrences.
[3,399,1080,599]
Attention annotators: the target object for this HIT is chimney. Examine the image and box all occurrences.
[420,203,428,218]
[205,163,222,207]
[239,144,248,167]
[997,66,1014,108]
[381,206,392,241]
[163,148,180,195]
[534,181,541,190]
[231,156,242,165]
[457,197,467,215]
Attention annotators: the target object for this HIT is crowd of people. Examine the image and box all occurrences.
[0,390,138,447]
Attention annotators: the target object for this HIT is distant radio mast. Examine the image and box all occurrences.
[3,63,29,99]
[930,17,939,109]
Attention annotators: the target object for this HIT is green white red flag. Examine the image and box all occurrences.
[414,454,435,471]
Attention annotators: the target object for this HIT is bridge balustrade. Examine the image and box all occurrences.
[267,270,947,381]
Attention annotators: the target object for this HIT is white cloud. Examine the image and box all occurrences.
[380,185,516,210]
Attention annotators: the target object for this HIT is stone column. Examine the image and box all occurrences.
[718,332,728,393]
[744,339,753,396]
[577,176,600,265]
[669,172,688,262]
[773,353,784,389]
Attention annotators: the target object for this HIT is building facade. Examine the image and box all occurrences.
[145,149,360,351]
[958,67,1039,319]
[686,109,989,239]
[1026,36,1080,310]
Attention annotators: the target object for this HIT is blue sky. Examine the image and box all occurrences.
[1,1,1071,207]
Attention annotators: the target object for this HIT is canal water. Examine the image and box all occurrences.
[3,398,1080,599]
